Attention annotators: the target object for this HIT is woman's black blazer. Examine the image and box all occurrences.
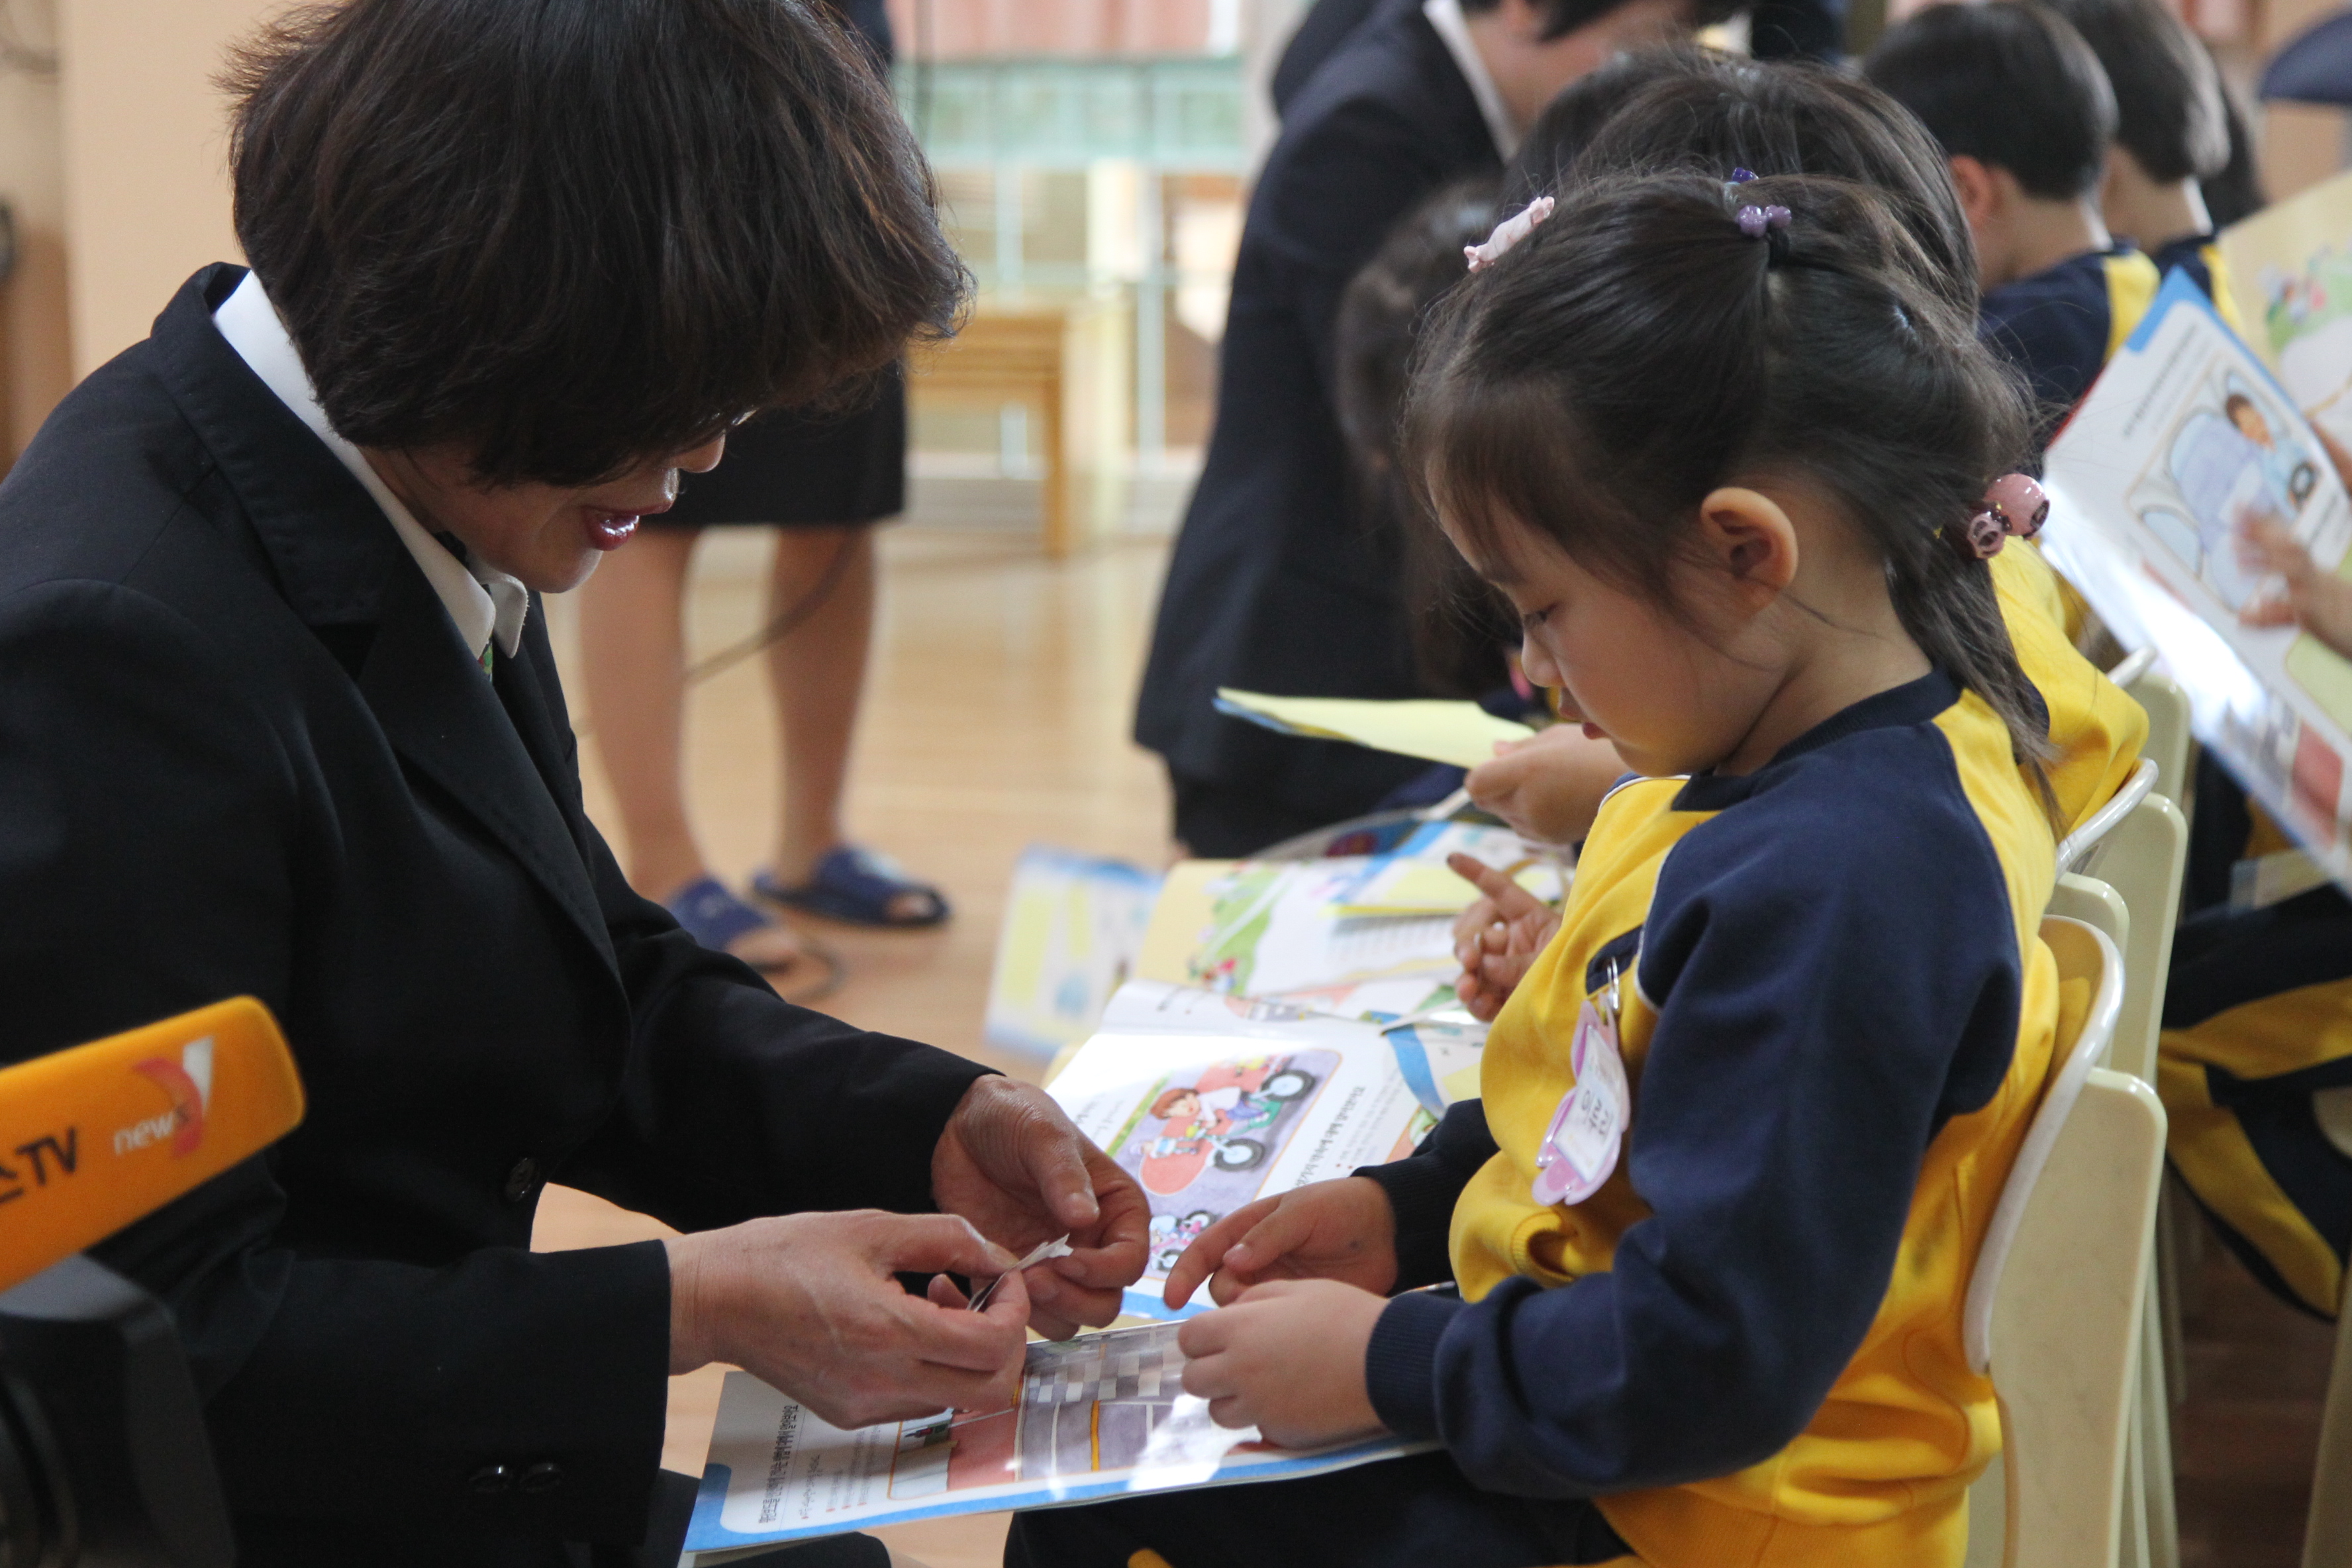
[0,265,992,1566]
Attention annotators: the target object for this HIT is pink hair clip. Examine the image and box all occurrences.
[1737,203,1792,238]
[1957,473,2050,561]
[1465,196,1555,272]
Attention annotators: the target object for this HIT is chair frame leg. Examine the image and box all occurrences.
[2138,1293,2180,1568]
[2303,1267,2352,1568]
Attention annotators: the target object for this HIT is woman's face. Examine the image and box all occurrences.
[364,434,728,592]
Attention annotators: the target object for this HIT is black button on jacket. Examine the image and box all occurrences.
[0,265,991,1567]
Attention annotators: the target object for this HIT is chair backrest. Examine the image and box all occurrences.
[2057,760,2156,874]
[1967,916,2127,1374]
[2071,792,2188,1085]
[2119,665,2192,808]
[1963,916,2167,1568]
[2045,873,2127,957]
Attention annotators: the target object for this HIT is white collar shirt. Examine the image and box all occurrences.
[1423,0,1520,161]
[211,271,528,669]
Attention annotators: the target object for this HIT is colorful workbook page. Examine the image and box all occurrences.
[1212,689,1535,769]
[2218,168,2352,451]
[2042,270,2352,890]
[1050,982,1438,1318]
[681,1322,1431,1560]
[1139,823,1547,1008]
[983,845,1163,1059]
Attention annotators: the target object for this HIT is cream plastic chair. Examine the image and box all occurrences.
[1963,916,2165,1568]
[2117,663,2192,809]
[2053,763,2190,1568]
[2062,763,2186,1087]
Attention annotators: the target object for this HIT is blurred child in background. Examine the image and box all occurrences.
[1867,2,2160,431]
[2042,0,2237,312]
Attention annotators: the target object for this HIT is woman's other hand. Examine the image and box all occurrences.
[1177,1279,1390,1447]
[664,1210,1029,1429]
[1162,1177,1398,1310]
[1463,725,1624,844]
[2239,511,2352,659]
[1448,852,1562,1021]
[930,1076,1150,1338]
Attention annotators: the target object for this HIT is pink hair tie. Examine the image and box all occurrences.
[1465,196,1554,272]
[1957,473,2050,561]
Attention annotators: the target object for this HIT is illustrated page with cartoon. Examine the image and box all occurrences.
[1047,982,1440,1318]
[682,1320,1432,1560]
[2044,270,2352,885]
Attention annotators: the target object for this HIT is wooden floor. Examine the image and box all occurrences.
[532,525,1177,1567]
[2175,1206,2339,1567]
[523,525,2339,1567]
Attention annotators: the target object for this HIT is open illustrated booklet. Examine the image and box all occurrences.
[678,977,1457,1561]
[2041,260,2352,891]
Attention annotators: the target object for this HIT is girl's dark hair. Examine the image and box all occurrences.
[1336,179,1518,699]
[1865,3,2117,203]
[222,0,966,487]
[1569,60,1981,309]
[1406,172,2055,781]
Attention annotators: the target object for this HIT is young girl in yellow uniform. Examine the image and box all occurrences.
[1009,171,2066,1568]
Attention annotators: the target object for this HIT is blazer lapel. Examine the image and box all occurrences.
[357,540,620,977]
[152,262,620,981]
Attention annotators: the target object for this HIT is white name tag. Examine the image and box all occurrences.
[1530,999,1628,1208]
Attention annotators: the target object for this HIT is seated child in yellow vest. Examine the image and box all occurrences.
[1420,59,2141,1008]
[1006,172,2065,1568]
[1866,3,2161,443]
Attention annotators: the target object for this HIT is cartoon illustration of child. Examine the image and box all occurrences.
[1144,1083,1278,1159]
[2159,388,2321,612]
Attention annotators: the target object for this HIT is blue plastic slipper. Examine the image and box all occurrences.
[665,875,843,998]
[755,847,952,929]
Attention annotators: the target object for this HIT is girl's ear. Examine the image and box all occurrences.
[1694,487,1799,603]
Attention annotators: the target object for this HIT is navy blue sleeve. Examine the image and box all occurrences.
[1355,1099,1496,1289]
[1980,269,2110,420]
[1363,742,2024,1494]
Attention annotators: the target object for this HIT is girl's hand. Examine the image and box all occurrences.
[1177,1279,1389,1447]
[1464,726,1624,844]
[1163,1177,1398,1310]
[2238,513,2352,660]
[1449,852,1562,1021]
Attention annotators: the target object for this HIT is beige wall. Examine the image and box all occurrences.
[0,0,67,458]
[56,0,267,379]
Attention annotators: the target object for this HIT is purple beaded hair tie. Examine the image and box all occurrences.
[1724,170,1791,241]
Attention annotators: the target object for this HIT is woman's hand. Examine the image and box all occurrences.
[1464,726,1623,844]
[1448,852,1562,1021]
[1177,1279,1390,1447]
[665,1210,1030,1429]
[1163,1177,1398,1310]
[930,1076,1150,1338]
[2239,512,2352,659]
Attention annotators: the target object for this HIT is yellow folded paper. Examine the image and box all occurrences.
[1214,689,1534,770]
[1330,859,1561,918]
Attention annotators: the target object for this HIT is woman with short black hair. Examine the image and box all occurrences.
[0,3,1146,1565]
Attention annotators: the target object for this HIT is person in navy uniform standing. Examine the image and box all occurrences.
[0,3,1146,1565]
[1134,0,1715,857]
